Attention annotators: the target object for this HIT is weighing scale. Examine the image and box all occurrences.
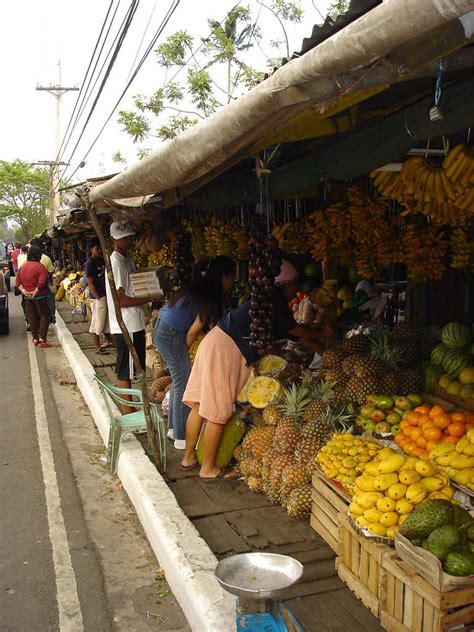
[215,552,304,632]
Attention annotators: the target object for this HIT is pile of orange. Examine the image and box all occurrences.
[394,405,474,460]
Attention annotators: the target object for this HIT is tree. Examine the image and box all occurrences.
[327,0,350,18]
[117,1,303,154]
[0,160,50,241]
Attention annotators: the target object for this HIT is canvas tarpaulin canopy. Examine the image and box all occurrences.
[88,0,474,206]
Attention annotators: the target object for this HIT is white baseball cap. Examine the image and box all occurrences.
[110,220,136,240]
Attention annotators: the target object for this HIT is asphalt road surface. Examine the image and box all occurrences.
[0,290,188,632]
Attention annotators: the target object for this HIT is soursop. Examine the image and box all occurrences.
[453,505,473,529]
[399,499,454,540]
[465,523,474,543]
[443,551,474,577]
[424,525,462,561]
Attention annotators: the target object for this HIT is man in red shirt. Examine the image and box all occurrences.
[11,241,21,274]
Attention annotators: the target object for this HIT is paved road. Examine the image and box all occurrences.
[0,291,189,632]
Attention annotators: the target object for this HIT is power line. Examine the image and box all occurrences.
[61,0,141,181]
[56,0,116,164]
[63,0,181,185]
[126,0,159,82]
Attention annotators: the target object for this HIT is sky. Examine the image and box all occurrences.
[0,0,331,186]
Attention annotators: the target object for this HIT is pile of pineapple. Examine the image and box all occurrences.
[319,324,437,405]
[234,379,355,520]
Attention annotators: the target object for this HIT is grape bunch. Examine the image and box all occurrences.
[172,231,193,286]
[248,227,282,356]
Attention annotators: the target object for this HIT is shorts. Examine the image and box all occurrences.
[114,329,146,381]
[89,296,109,335]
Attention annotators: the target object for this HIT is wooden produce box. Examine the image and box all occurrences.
[335,512,392,617]
[380,555,474,632]
[310,471,350,553]
[425,387,474,413]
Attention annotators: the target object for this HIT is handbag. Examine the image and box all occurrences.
[14,286,21,296]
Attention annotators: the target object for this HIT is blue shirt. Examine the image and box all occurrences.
[159,293,199,333]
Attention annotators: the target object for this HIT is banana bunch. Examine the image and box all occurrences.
[309,279,338,307]
[453,186,474,213]
[129,239,149,268]
[401,222,448,281]
[148,244,175,267]
[450,226,474,271]
[181,219,207,261]
[272,220,308,254]
[400,156,455,203]
[306,209,334,262]
[307,203,352,266]
[443,144,474,189]
[371,170,405,202]
[232,224,249,260]
[204,221,237,258]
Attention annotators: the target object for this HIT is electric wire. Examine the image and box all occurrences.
[61,0,141,181]
[62,0,180,184]
[55,0,115,164]
[125,0,159,82]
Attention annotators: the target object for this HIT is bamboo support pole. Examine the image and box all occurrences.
[87,204,162,468]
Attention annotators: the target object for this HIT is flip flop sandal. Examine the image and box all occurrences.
[201,469,240,483]
[95,348,109,355]
[180,462,198,471]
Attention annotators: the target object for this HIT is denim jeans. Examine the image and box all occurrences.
[152,319,190,441]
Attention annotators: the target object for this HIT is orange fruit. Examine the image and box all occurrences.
[447,422,466,437]
[415,405,431,415]
[413,447,426,458]
[423,427,442,442]
[394,434,403,445]
[407,411,422,426]
[429,404,445,419]
[410,428,423,440]
[403,426,414,437]
[433,414,450,429]
[425,440,438,454]
[400,420,409,431]
[404,442,416,455]
[416,436,427,449]
[465,413,474,424]
[450,411,466,424]
[466,424,474,431]
[441,435,458,444]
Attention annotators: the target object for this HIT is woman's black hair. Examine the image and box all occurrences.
[27,245,42,262]
[168,255,235,328]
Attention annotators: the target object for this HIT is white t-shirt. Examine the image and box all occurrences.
[106,250,145,335]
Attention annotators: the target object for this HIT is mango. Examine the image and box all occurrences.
[428,488,454,500]
[386,526,399,539]
[420,476,445,492]
[378,454,405,474]
[399,469,421,485]
[358,492,383,509]
[387,483,408,500]
[373,473,399,491]
[456,436,470,454]
[364,462,380,477]
[453,470,474,486]
[429,443,455,460]
[451,455,474,470]
[398,514,408,526]
[355,515,370,528]
[396,498,414,515]
[357,475,376,492]
[364,508,382,524]
[400,456,418,470]
[436,451,459,468]
[368,523,387,537]
[377,497,396,512]
[415,460,437,477]
[467,428,474,443]
[462,444,474,457]
[349,502,365,516]
[405,483,428,504]
[380,511,399,528]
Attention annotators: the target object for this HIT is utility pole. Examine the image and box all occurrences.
[36,61,78,226]
[33,161,69,222]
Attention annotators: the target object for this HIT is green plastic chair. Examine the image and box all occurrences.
[93,374,166,473]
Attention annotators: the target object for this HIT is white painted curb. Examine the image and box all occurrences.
[54,313,236,632]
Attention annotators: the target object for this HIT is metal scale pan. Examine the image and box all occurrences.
[215,553,304,632]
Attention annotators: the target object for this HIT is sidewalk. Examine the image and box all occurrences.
[54,302,382,632]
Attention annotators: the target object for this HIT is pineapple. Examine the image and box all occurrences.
[280,463,311,502]
[153,375,172,391]
[321,349,345,370]
[247,476,264,493]
[345,375,380,405]
[276,382,312,424]
[261,449,278,481]
[287,485,312,520]
[233,445,243,462]
[262,404,279,426]
[294,437,320,472]
[398,367,423,395]
[267,454,295,502]
[369,330,403,390]
[301,404,354,447]
[273,419,301,454]
[343,327,371,354]
[303,380,336,422]
[238,457,253,477]
[153,368,169,380]
[321,368,347,387]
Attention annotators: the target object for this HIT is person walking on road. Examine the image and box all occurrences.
[85,239,114,354]
[10,241,21,275]
[15,245,51,347]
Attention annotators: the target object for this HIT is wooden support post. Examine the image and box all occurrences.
[87,204,161,468]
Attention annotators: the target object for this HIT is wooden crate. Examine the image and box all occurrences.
[310,471,350,553]
[335,512,392,617]
[380,555,474,632]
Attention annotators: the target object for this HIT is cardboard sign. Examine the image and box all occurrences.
[130,269,162,298]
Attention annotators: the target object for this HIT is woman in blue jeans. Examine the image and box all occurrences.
[153,256,235,449]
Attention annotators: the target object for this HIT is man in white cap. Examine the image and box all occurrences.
[106,220,162,404]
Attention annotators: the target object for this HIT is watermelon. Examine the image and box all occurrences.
[441,322,471,349]
[423,363,444,393]
[431,343,451,367]
[441,348,472,377]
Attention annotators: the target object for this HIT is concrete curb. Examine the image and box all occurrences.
[54,313,236,632]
